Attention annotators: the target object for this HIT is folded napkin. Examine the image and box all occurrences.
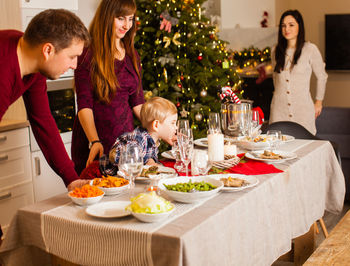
[160,153,283,176]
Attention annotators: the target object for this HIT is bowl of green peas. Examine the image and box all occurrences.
[158,176,223,203]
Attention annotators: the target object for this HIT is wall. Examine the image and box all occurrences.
[77,0,100,28]
[275,0,350,108]
[221,0,275,29]
[0,0,27,120]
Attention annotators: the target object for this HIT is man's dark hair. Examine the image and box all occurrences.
[23,9,90,52]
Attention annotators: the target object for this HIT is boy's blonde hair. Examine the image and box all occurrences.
[140,97,177,128]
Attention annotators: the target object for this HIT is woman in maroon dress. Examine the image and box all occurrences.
[72,0,144,175]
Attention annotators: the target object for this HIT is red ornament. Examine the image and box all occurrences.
[209,34,214,39]
[176,102,180,107]
[180,75,184,81]
[178,83,182,88]
[197,55,203,61]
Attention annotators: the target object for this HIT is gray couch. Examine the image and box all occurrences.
[316,107,350,202]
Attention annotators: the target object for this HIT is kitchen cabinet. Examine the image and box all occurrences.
[30,129,69,202]
[0,127,34,234]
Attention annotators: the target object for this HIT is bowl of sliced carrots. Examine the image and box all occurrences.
[90,176,130,196]
[68,184,105,206]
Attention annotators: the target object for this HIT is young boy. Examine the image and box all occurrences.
[100,97,177,175]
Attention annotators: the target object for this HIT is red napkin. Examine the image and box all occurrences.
[160,153,283,176]
[79,160,102,180]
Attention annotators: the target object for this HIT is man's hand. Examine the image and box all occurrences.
[67,179,90,191]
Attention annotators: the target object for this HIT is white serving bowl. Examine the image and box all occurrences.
[68,191,104,206]
[236,135,270,150]
[131,207,175,223]
[158,176,223,203]
[89,180,129,196]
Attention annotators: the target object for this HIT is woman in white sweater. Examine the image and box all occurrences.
[270,10,328,135]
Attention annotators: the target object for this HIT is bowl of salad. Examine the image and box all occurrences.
[126,191,175,223]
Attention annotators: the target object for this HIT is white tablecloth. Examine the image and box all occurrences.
[0,140,345,266]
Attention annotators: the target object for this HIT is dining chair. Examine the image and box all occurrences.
[262,121,335,238]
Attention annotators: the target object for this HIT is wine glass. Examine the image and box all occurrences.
[177,128,193,178]
[208,112,221,134]
[250,110,260,138]
[173,119,190,172]
[118,144,143,197]
[266,130,282,152]
[177,119,190,134]
[191,149,211,176]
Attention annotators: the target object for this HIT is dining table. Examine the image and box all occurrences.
[0,139,345,266]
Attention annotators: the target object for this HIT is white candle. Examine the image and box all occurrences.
[224,144,237,156]
[208,133,224,162]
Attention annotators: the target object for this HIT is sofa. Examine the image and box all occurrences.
[316,107,350,202]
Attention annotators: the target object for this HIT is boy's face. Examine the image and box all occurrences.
[157,113,178,145]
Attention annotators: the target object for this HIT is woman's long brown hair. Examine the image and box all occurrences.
[274,10,305,73]
[89,0,141,104]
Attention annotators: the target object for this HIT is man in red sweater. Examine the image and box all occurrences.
[0,9,90,192]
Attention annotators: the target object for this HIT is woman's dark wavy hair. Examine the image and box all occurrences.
[274,10,305,73]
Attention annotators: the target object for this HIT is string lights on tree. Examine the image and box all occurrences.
[135,0,243,138]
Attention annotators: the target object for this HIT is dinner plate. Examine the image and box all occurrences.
[85,201,131,218]
[118,165,177,182]
[194,137,234,147]
[207,173,259,192]
[245,150,297,163]
[161,150,175,160]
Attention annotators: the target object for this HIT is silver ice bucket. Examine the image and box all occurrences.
[221,100,253,137]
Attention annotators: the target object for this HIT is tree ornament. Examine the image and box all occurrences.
[180,107,188,118]
[180,75,184,81]
[200,89,207,97]
[209,34,215,40]
[178,83,182,88]
[197,53,203,61]
[195,112,203,121]
[163,68,168,83]
[176,102,180,107]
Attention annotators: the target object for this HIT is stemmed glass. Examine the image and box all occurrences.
[172,120,190,172]
[177,128,194,178]
[266,130,282,152]
[191,149,211,176]
[250,110,260,138]
[118,144,143,197]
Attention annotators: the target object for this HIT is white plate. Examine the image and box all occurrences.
[89,180,129,196]
[207,173,259,192]
[194,137,234,147]
[118,165,177,182]
[158,176,223,203]
[245,150,297,163]
[85,201,131,218]
[161,150,175,160]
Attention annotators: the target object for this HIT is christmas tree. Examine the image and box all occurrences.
[135,0,242,138]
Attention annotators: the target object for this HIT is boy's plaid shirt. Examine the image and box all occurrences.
[99,127,158,176]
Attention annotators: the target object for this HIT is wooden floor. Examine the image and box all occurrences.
[272,202,350,266]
